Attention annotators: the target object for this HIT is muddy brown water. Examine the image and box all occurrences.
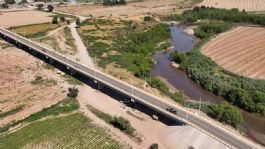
[152,25,265,146]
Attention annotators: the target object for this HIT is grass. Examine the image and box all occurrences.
[0,113,124,149]
[63,26,77,52]
[9,23,59,38]
[79,18,170,78]
[0,98,79,133]
[63,74,83,85]
[42,63,55,70]
[30,74,57,86]
[0,106,24,119]
[87,105,140,142]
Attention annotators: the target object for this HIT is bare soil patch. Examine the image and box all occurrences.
[0,11,53,28]
[202,26,265,80]
[0,43,68,126]
[197,0,265,12]
[55,0,181,18]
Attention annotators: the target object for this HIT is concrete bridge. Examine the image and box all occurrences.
[0,27,258,149]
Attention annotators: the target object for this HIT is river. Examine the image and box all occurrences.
[152,25,265,146]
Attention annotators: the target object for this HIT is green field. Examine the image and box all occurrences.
[0,113,125,149]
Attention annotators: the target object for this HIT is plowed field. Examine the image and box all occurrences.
[202,26,265,80]
[197,0,265,12]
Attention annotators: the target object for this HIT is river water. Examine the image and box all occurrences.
[152,25,265,146]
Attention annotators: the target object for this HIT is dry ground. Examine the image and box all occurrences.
[197,0,265,12]
[55,0,182,19]
[202,26,265,80]
[0,11,53,28]
[0,41,69,126]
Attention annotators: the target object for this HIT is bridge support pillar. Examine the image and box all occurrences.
[32,50,37,55]
[97,83,104,90]
[49,58,54,64]
[70,69,76,76]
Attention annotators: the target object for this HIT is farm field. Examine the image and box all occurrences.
[55,0,196,19]
[0,40,68,127]
[0,113,125,149]
[197,0,265,12]
[0,11,53,28]
[202,26,265,80]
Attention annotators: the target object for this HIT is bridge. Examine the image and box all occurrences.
[0,27,258,149]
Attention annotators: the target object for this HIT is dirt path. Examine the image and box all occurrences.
[69,21,95,68]
[77,85,169,149]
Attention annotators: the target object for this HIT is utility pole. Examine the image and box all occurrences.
[199,97,201,115]
[186,103,189,121]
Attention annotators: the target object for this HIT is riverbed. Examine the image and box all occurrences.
[152,25,265,146]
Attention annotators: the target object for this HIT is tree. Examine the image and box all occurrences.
[1,3,9,9]
[52,16,58,24]
[47,5,54,12]
[67,87,79,98]
[37,4,44,11]
[208,102,243,129]
[5,0,15,4]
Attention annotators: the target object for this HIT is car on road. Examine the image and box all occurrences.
[166,107,177,114]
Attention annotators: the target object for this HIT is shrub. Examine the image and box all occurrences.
[110,116,134,136]
[1,3,9,9]
[150,143,159,149]
[67,87,79,98]
[144,16,152,21]
[37,4,44,11]
[170,51,187,64]
[208,102,243,129]
[47,5,54,12]
[60,16,66,22]
[5,0,15,4]
[52,16,58,24]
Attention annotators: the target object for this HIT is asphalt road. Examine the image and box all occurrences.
[0,27,258,149]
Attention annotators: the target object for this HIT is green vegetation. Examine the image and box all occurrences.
[42,63,55,70]
[194,22,232,39]
[87,105,138,140]
[9,23,58,38]
[208,102,243,129]
[165,6,265,25]
[80,19,170,78]
[52,16,58,24]
[184,6,265,25]
[0,98,79,133]
[47,5,54,12]
[169,9,265,116]
[67,87,79,98]
[63,74,83,85]
[150,143,159,149]
[0,113,124,149]
[170,51,187,64]
[0,106,24,119]
[30,74,57,86]
[63,26,77,50]
[103,0,126,5]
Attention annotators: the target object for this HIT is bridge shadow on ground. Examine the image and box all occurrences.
[1,35,184,126]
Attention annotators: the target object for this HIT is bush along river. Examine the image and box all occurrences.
[152,25,265,146]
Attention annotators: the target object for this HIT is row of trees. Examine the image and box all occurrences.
[184,6,265,25]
